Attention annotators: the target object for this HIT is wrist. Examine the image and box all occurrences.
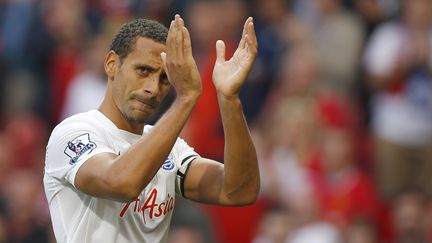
[175,91,201,105]
[217,92,240,101]
[217,93,242,109]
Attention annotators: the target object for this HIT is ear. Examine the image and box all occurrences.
[104,50,117,82]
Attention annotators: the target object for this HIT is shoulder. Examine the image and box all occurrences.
[52,110,103,133]
[48,110,107,147]
[46,110,115,169]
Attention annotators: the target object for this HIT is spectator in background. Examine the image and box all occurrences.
[253,194,343,243]
[168,227,205,243]
[182,0,226,160]
[266,44,318,102]
[45,0,92,123]
[311,94,380,230]
[345,218,378,243]
[184,2,267,243]
[2,170,50,243]
[2,114,47,171]
[351,0,387,37]
[262,99,319,206]
[258,44,321,206]
[0,216,5,243]
[310,0,365,96]
[0,0,55,120]
[287,193,343,243]
[391,189,431,243]
[364,0,432,200]
[245,0,312,121]
[0,134,11,189]
[168,199,214,243]
[241,0,289,121]
[60,34,108,119]
[252,207,294,243]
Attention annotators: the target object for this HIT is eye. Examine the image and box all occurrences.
[137,66,151,75]
[160,73,170,85]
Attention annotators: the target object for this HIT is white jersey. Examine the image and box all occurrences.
[43,109,199,243]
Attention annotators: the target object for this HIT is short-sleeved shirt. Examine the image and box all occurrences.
[43,109,199,243]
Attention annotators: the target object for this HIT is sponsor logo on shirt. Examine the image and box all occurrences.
[64,133,97,165]
[119,188,174,223]
[161,156,175,172]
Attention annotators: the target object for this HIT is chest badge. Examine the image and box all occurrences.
[161,155,176,172]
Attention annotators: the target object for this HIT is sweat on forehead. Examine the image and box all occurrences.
[109,19,168,61]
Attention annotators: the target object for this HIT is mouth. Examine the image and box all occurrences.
[132,97,157,109]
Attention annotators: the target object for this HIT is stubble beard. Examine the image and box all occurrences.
[121,105,152,125]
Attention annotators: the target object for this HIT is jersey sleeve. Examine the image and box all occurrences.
[44,120,116,187]
[173,138,200,197]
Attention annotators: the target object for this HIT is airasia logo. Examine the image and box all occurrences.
[119,188,174,223]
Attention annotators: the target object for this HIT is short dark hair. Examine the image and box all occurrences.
[109,19,168,61]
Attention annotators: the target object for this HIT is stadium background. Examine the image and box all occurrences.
[1,0,432,242]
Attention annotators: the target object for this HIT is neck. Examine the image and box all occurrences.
[99,92,145,135]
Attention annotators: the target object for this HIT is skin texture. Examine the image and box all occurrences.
[74,15,260,206]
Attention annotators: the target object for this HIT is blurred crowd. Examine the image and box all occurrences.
[0,0,431,242]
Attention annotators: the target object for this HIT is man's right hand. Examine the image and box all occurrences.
[161,14,202,100]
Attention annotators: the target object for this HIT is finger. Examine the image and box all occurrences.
[215,40,226,64]
[166,19,176,58]
[160,52,172,83]
[247,19,258,50]
[238,17,252,49]
[166,20,175,46]
[182,26,192,57]
[174,15,183,59]
[160,52,167,69]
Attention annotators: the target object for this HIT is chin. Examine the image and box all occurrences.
[123,109,152,124]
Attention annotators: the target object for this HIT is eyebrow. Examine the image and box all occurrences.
[133,64,158,72]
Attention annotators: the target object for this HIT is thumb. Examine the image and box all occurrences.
[215,40,226,64]
[160,52,167,69]
[160,52,171,82]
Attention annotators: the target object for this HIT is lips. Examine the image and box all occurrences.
[131,95,157,109]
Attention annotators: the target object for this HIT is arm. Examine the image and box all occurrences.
[75,15,202,202]
[183,17,260,206]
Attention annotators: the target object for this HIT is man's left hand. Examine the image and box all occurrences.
[212,17,258,98]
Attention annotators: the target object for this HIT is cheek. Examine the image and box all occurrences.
[111,74,132,106]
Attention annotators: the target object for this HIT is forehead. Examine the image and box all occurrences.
[123,37,166,66]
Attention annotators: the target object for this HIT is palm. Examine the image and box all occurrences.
[212,18,258,97]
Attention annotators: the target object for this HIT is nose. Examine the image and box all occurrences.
[143,76,160,96]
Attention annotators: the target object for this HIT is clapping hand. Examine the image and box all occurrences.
[161,14,202,99]
[212,17,258,98]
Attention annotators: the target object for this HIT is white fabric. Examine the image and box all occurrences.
[44,110,199,243]
[363,22,432,146]
[287,222,342,243]
[61,71,107,120]
[269,147,314,205]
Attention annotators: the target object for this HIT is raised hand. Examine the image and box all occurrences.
[212,17,258,98]
[161,15,202,99]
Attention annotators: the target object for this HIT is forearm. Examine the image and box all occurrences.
[106,95,199,199]
[218,93,259,204]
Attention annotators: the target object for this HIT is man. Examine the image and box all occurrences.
[43,14,259,243]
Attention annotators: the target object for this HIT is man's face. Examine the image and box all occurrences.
[108,37,170,124]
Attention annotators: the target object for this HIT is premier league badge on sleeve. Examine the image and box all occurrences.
[64,133,97,165]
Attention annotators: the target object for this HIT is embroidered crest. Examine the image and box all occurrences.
[161,155,175,172]
[64,133,97,165]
